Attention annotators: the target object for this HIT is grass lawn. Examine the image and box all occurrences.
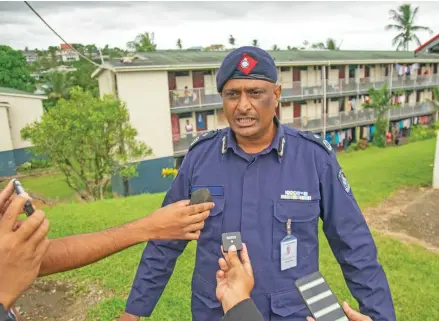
[40,139,439,321]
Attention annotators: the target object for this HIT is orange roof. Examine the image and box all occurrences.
[60,44,73,50]
[414,34,439,55]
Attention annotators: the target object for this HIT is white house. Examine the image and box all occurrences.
[0,87,46,177]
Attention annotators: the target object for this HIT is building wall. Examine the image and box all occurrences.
[0,107,13,152]
[176,72,193,90]
[281,103,294,122]
[98,70,115,97]
[111,156,175,195]
[0,94,44,150]
[328,99,339,115]
[116,71,173,159]
[204,72,216,95]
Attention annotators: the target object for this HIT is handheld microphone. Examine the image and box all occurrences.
[12,179,35,216]
[189,188,212,205]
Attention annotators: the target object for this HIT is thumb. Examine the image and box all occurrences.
[343,301,364,320]
[172,199,190,207]
[227,245,241,268]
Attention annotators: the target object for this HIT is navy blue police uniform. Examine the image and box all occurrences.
[125,46,396,321]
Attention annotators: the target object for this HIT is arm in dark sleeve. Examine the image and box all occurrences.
[221,299,264,321]
[319,153,396,321]
[124,158,192,317]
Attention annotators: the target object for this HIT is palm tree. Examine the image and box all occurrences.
[385,4,433,51]
[312,38,341,50]
[176,38,182,50]
[44,71,73,100]
[252,39,259,47]
[228,35,236,46]
[127,32,157,52]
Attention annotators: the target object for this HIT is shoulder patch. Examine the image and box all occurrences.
[188,130,219,151]
[338,169,351,194]
[299,131,333,154]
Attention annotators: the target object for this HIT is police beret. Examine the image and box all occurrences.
[216,46,278,93]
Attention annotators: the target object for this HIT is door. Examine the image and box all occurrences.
[292,67,301,95]
[339,66,345,80]
[196,112,207,131]
[168,72,177,106]
[193,71,205,104]
[171,114,180,143]
[293,102,301,118]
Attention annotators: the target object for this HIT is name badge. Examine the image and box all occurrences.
[281,235,297,271]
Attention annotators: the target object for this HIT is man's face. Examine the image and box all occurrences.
[221,79,281,138]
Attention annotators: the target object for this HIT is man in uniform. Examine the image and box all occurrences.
[121,47,396,321]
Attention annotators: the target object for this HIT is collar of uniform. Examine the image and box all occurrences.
[221,116,285,162]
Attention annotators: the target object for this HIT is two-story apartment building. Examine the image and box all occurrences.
[92,49,439,195]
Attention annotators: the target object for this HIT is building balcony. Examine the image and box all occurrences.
[172,102,436,156]
[169,74,439,111]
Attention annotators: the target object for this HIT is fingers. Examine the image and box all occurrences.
[216,270,225,284]
[183,221,205,233]
[181,202,215,216]
[240,243,254,277]
[35,238,51,260]
[218,257,229,273]
[15,210,47,242]
[343,301,368,320]
[181,230,201,240]
[0,180,15,208]
[0,194,29,233]
[0,194,16,217]
[185,210,210,224]
[28,218,50,249]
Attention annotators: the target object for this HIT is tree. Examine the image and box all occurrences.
[362,84,401,147]
[312,38,341,50]
[272,44,279,51]
[176,38,183,50]
[252,39,259,47]
[385,4,433,51]
[21,87,151,201]
[47,46,58,61]
[127,32,157,52]
[70,60,99,97]
[228,35,236,46]
[0,45,35,92]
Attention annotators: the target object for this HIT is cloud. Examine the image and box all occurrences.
[0,1,437,51]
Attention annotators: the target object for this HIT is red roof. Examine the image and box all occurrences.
[414,34,439,54]
[60,44,73,50]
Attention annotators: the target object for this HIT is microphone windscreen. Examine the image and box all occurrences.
[189,188,212,205]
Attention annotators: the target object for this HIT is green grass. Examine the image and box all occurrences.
[41,139,439,321]
[18,173,77,202]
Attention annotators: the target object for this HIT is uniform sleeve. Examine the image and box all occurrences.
[221,299,264,321]
[319,153,396,321]
[125,156,192,317]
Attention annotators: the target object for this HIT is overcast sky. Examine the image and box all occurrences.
[1,1,438,52]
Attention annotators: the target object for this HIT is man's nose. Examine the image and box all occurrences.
[237,92,251,113]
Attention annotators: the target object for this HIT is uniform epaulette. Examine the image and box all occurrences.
[299,131,334,155]
[188,130,219,151]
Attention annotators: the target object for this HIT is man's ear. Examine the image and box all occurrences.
[274,85,282,104]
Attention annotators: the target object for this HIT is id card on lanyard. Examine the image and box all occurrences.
[281,219,297,271]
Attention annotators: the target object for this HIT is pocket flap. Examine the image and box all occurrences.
[274,200,319,223]
[192,272,221,309]
[210,196,225,217]
[271,289,306,317]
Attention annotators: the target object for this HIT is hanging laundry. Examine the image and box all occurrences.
[370,125,376,135]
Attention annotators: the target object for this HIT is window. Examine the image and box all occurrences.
[281,102,291,107]
[175,71,189,77]
[280,67,291,72]
[179,112,192,118]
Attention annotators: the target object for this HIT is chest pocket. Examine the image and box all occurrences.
[272,199,320,262]
[197,194,225,256]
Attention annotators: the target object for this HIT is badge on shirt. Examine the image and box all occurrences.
[280,235,297,271]
[337,169,351,194]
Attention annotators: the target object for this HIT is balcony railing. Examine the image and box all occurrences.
[169,74,439,110]
[172,102,436,154]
